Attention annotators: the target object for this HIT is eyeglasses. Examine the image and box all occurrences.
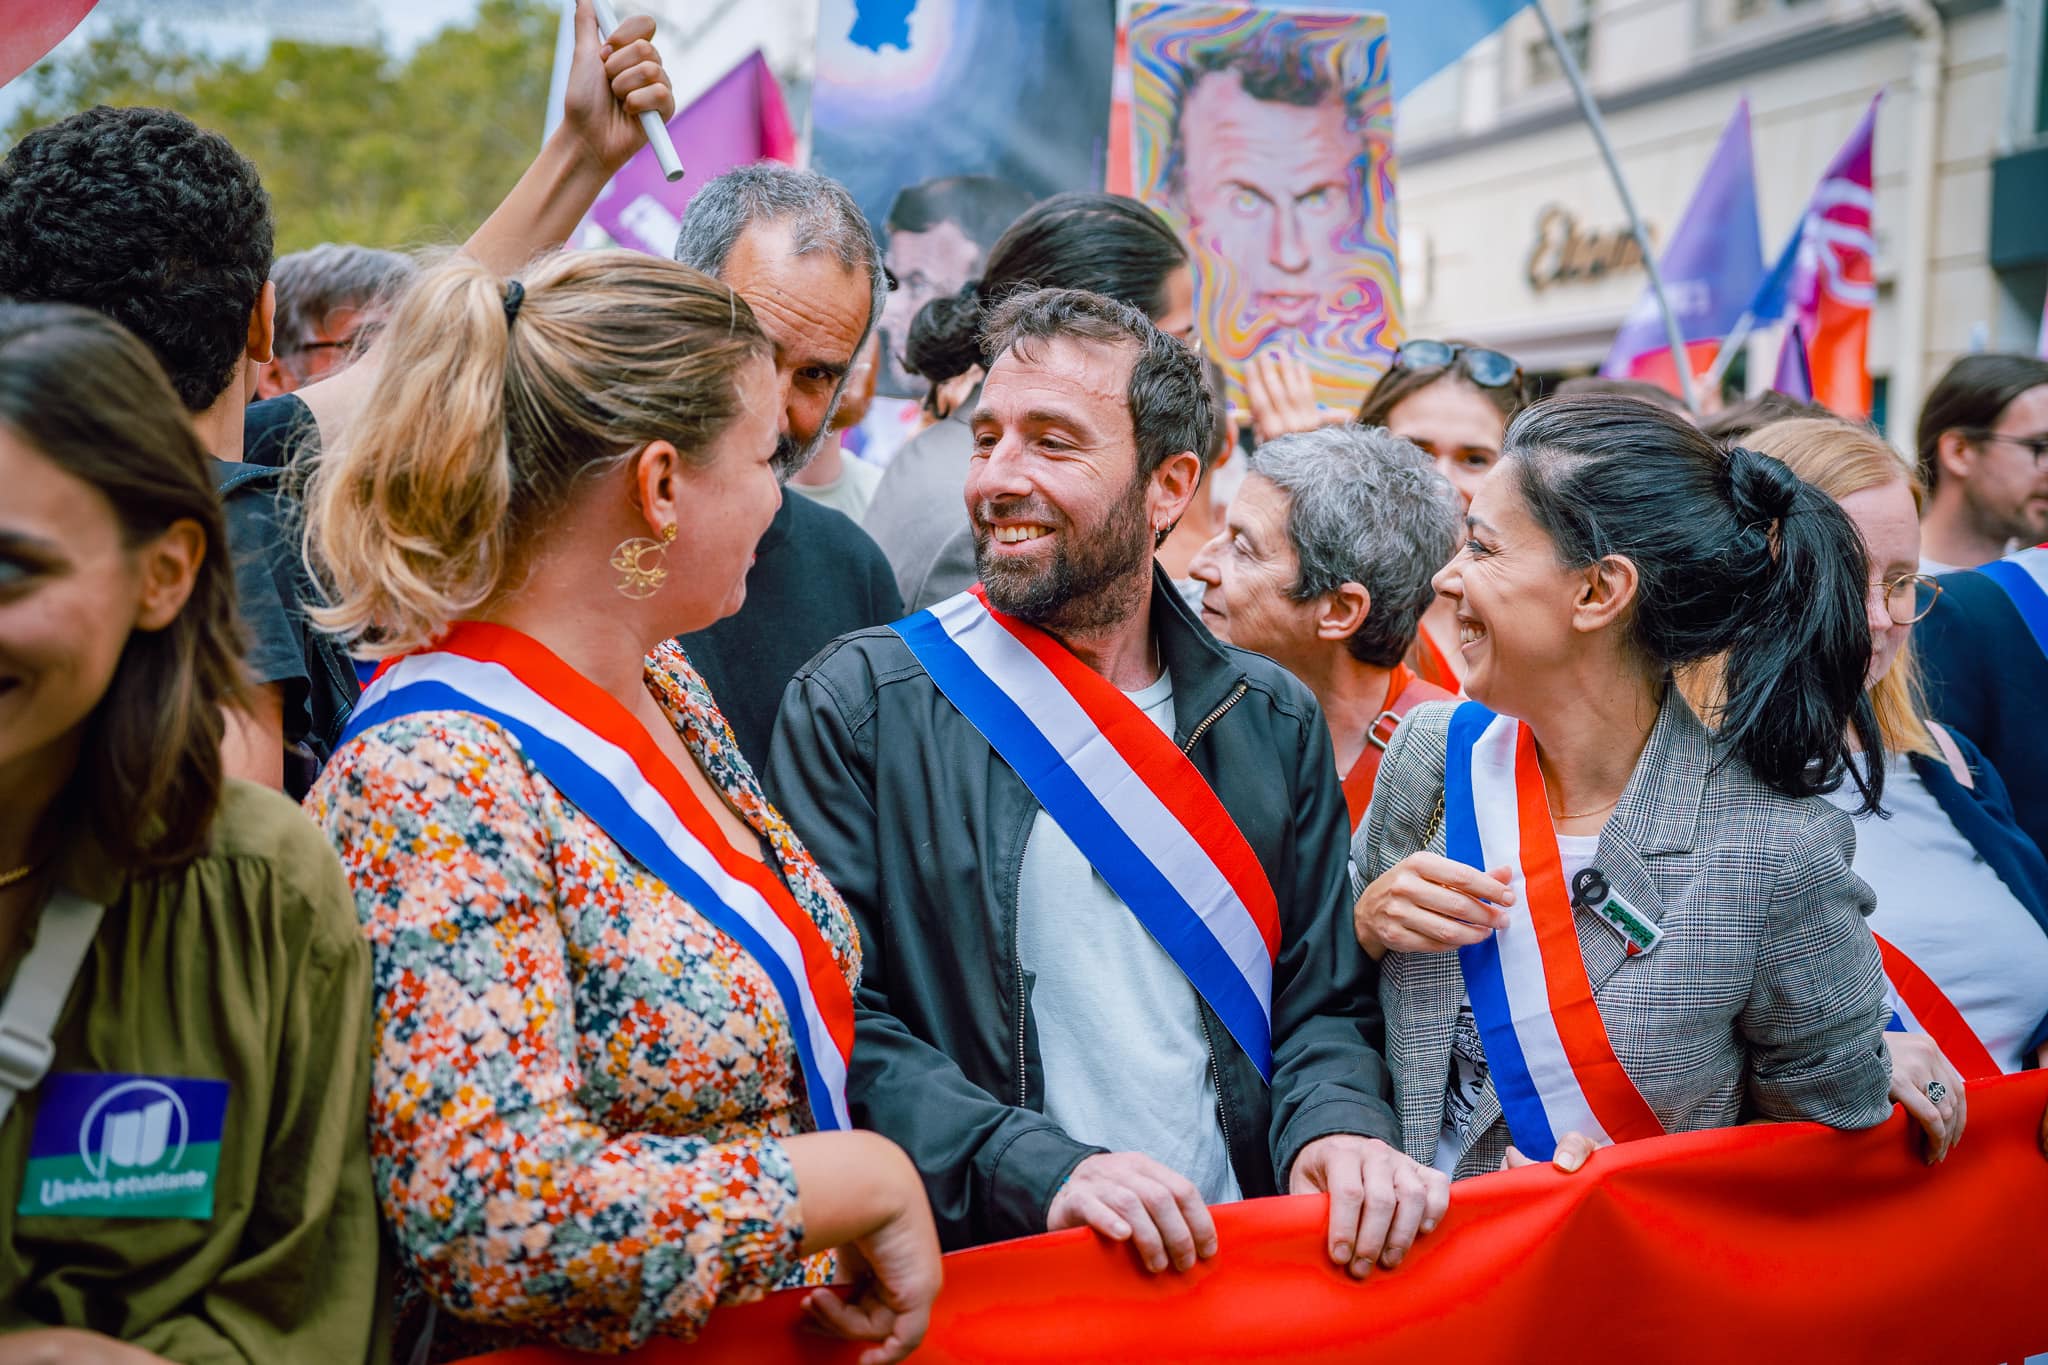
[1962,429,2048,465]
[1394,339,1522,391]
[1878,571,1942,626]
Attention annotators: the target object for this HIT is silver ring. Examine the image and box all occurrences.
[1925,1080,1948,1106]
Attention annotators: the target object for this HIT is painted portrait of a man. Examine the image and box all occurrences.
[878,175,1038,396]
[1131,4,1402,409]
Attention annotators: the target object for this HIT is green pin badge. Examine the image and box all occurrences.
[1570,868,1662,957]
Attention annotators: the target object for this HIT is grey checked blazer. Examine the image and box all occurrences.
[1351,692,1895,1179]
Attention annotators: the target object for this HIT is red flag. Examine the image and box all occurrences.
[1,1,98,88]
[467,1071,2048,1365]
[1779,97,1879,417]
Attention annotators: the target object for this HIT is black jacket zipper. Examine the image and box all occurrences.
[1012,822,1031,1108]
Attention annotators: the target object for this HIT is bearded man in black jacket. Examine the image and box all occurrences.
[766,287,1446,1278]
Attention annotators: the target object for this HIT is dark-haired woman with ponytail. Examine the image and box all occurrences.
[1351,395,1896,1179]
[863,191,1194,611]
[0,303,381,1361]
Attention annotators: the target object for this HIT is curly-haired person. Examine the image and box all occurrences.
[0,2,678,797]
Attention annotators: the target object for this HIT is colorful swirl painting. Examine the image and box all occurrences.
[1128,2,1402,412]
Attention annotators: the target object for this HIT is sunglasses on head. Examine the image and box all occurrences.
[1394,339,1522,391]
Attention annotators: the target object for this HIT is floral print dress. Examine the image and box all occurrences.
[306,641,859,1358]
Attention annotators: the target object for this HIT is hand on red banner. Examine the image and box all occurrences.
[562,0,677,175]
[787,1133,940,1365]
[1243,350,1348,445]
[1353,854,1515,959]
[1504,1131,1608,1174]
[1287,1135,1450,1278]
[1884,1031,1967,1164]
[1046,1152,1220,1274]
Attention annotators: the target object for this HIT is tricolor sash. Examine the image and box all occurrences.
[1877,935,2002,1080]
[340,623,855,1131]
[1976,545,2048,658]
[1443,702,1665,1161]
[890,588,1282,1081]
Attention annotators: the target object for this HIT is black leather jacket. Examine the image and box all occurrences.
[765,571,1399,1249]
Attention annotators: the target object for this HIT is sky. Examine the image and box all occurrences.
[371,0,483,54]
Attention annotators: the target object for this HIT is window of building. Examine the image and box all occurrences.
[1522,0,1592,91]
[1699,0,1826,40]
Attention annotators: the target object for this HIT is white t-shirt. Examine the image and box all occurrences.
[1432,833,1603,1174]
[1824,753,2048,1073]
[790,453,884,523]
[1015,669,1242,1205]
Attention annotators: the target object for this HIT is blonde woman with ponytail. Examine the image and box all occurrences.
[1729,419,2048,1140]
[304,250,939,1363]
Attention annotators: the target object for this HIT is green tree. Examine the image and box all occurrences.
[3,0,557,254]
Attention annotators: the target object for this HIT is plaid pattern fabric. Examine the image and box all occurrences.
[1352,694,1895,1178]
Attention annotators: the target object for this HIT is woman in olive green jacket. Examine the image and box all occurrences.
[0,303,383,1364]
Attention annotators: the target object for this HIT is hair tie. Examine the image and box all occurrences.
[502,279,525,326]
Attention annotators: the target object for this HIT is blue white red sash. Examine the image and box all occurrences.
[1877,936,2002,1080]
[340,623,855,1131]
[891,588,1282,1082]
[1977,545,2048,659]
[1443,702,1665,1160]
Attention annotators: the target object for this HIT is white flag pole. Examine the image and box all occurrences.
[590,0,686,182]
[1533,4,1699,414]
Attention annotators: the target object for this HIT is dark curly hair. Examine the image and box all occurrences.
[0,106,274,412]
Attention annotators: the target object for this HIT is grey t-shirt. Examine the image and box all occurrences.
[1015,670,1242,1205]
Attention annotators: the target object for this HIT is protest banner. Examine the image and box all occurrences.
[810,0,1116,396]
[464,1071,2048,1365]
[573,50,794,257]
[1127,3,1402,414]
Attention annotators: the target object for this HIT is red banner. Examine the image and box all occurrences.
[470,1072,2048,1365]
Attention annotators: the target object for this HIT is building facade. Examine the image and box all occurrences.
[1394,0,2045,440]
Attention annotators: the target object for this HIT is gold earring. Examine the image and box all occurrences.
[610,523,677,599]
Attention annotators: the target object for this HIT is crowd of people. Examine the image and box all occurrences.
[0,6,2044,1362]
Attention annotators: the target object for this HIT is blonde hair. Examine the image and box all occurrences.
[1690,416,1936,758]
[306,249,768,656]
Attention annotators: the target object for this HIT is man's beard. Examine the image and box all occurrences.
[772,427,827,482]
[974,475,1154,634]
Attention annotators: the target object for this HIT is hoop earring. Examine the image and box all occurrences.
[610,523,677,599]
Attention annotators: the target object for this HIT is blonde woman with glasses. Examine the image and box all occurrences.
[1733,418,2048,1118]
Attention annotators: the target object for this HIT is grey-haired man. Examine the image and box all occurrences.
[669,165,904,766]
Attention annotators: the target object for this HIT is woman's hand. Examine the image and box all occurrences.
[1884,1031,1966,1164]
[560,1,678,175]
[1354,854,1514,959]
[0,1330,173,1364]
[790,1132,942,1365]
[1243,350,1346,444]
[1503,1131,1607,1174]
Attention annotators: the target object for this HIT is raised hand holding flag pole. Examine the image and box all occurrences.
[589,0,684,181]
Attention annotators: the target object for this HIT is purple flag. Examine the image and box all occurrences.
[1773,320,1814,402]
[579,51,797,257]
[1600,99,1763,384]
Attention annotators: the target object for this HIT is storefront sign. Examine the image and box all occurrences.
[1527,204,1653,291]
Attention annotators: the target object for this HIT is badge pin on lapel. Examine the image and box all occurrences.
[1570,867,1663,957]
